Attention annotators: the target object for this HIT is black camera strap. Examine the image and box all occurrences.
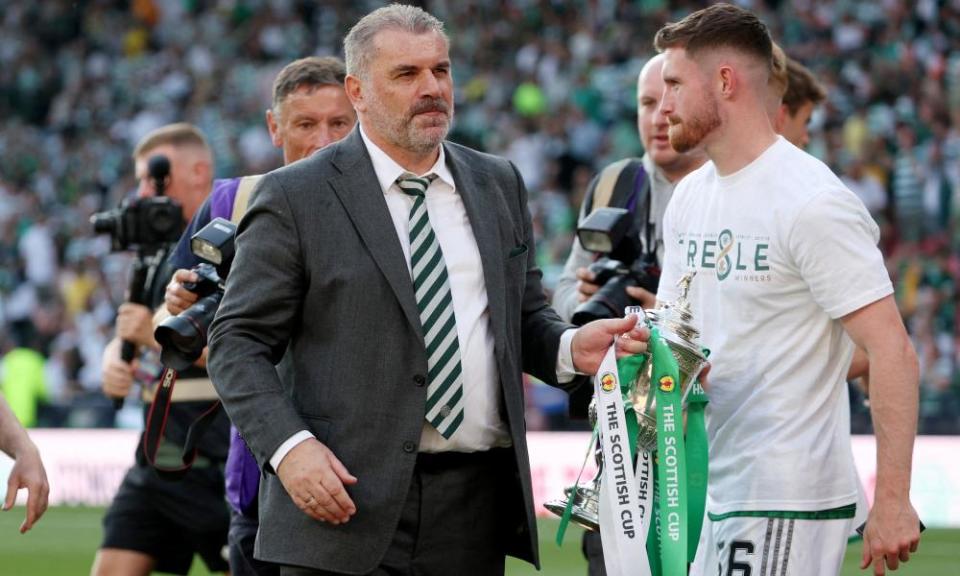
[625,164,656,262]
[142,367,222,480]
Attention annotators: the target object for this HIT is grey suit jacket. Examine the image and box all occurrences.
[207,128,577,573]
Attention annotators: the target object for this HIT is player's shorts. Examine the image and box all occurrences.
[690,512,855,576]
[101,465,231,575]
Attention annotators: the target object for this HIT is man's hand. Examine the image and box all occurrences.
[625,285,657,309]
[115,303,158,349]
[101,358,136,399]
[165,269,200,316]
[277,438,358,524]
[575,267,601,303]
[577,267,656,309]
[860,497,921,575]
[100,339,136,399]
[3,444,48,534]
[571,315,650,375]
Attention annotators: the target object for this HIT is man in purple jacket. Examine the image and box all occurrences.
[162,56,356,576]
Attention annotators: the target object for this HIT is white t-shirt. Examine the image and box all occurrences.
[659,137,892,515]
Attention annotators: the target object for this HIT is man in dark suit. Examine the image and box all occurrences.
[207,5,645,575]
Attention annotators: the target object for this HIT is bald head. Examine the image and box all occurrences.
[639,53,665,85]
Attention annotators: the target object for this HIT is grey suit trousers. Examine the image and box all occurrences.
[278,449,514,576]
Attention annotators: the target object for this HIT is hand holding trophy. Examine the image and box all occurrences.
[546,271,709,576]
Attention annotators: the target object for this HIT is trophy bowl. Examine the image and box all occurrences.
[627,271,707,452]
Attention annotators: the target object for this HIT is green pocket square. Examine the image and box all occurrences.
[508,243,528,258]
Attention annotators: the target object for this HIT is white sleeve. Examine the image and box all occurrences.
[553,236,594,323]
[269,430,314,472]
[554,328,582,382]
[789,187,893,319]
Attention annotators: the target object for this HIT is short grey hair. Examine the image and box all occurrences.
[271,56,346,120]
[344,4,448,79]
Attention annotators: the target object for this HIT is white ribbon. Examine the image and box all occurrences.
[595,346,652,576]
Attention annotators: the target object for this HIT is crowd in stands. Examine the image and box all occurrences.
[1,0,959,433]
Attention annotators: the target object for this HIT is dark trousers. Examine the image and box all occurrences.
[229,509,279,576]
[280,449,511,576]
[582,530,606,576]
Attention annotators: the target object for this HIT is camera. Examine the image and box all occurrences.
[91,197,183,252]
[571,207,660,325]
[155,217,237,371]
[91,155,183,252]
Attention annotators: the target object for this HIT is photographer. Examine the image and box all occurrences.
[93,123,231,576]
[554,55,707,323]
[552,54,707,576]
[161,57,356,576]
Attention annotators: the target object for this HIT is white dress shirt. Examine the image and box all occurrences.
[270,126,579,468]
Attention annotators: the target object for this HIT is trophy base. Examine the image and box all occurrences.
[544,485,600,532]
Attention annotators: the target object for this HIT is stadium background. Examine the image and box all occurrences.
[1,0,959,573]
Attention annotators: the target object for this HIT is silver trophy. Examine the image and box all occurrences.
[545,272,706,529]
[629,271,707,451]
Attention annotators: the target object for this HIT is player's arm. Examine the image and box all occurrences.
[841,295,920,575]
[0,397,48,533]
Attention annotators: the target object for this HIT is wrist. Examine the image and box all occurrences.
[10,435,38,460]
[873,481,911,504]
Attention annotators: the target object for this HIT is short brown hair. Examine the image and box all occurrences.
[654,3,772,67]
[783,58,827,116]
[769,42,788,99]
[133,122,209,160]
[271,56,347,111]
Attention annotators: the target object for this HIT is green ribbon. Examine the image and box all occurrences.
[685,377,709,561]
[651,327,686,575]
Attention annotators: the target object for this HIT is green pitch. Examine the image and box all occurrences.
[0,507,955,575]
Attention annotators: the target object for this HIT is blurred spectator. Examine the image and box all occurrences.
[17,210,57,289]
[841,154,888,219]
[0,331,47,429]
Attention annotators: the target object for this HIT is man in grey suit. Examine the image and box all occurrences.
[207,5,646,575]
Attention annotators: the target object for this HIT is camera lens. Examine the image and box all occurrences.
[90,211,120,235]
[155,291,223,371]
[571,275,638,326]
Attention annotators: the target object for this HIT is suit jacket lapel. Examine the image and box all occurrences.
[446,144,508,361]
[328,130,422,335]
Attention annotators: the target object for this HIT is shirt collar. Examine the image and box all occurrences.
[359,124,455,194]
[641,153,672,189]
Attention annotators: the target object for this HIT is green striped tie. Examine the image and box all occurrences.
[397,174,464,439]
